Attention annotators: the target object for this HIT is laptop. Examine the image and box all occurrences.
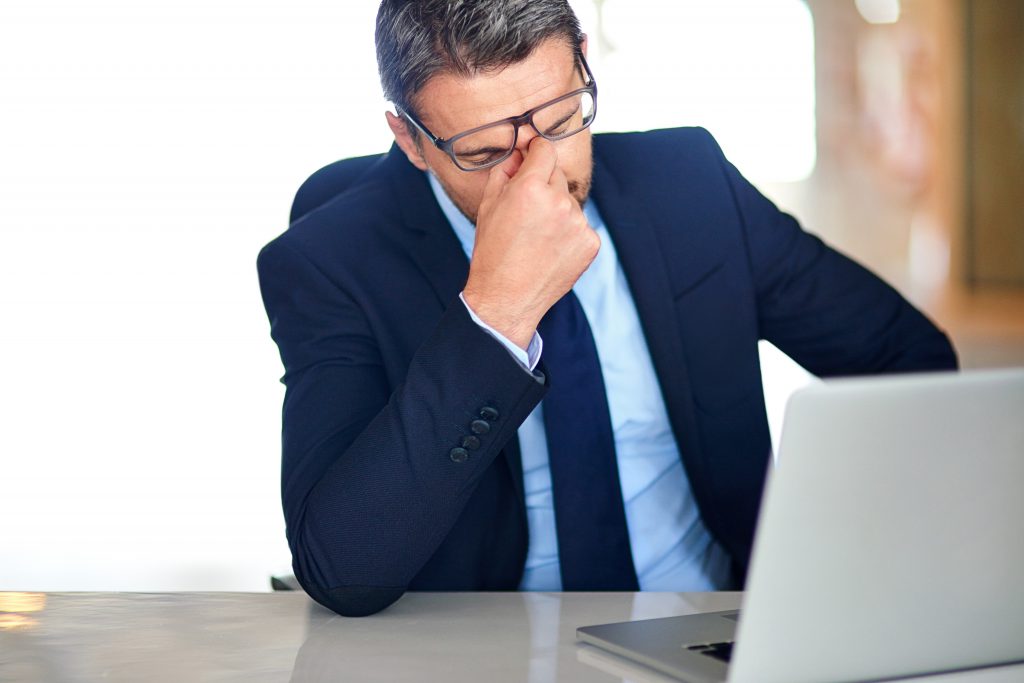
[577,368,1024,683]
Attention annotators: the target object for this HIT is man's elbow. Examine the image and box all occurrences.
[919,329,958,371]
[892,329,959,373]
[289,535,409,616]
[937,333,959,370]
[299,576,407,617]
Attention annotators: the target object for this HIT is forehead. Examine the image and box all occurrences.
[415,38,578,138]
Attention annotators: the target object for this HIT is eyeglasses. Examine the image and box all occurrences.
[399,53,597,172]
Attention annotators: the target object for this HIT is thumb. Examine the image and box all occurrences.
[479,159,512,202]
[482,152,518,201]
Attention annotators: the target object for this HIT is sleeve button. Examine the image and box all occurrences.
[470,419,491,435]
[461,435,481,450]
[479,406,499,421]
[449,447,469,463]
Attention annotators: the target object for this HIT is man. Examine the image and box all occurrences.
[257,0,956,617]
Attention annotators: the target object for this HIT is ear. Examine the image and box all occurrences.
[386,111,429,172]
[580,34,588,58]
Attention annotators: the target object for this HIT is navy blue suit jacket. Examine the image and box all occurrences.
[257,128,956,617]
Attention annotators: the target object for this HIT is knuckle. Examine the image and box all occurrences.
[520,177,547,199]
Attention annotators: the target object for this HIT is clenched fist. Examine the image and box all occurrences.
[462,137,600,349]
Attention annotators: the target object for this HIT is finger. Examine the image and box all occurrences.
[497,148,525,180]
[550,164,570,196]
[482,155,514,202]
[516,137,558,182]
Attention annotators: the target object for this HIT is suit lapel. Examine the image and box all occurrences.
[383,147,471,308]
[590,147,706,480]
[384,146,527,507]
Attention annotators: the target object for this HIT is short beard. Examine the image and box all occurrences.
[567,175,592,209]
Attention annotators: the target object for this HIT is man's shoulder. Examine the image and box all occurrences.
[594,126,727,187]
[259,151,413,270]
[595,126,722,161]
[592,127,732,205]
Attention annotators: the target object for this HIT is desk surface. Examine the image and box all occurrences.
[2,591,1022,683]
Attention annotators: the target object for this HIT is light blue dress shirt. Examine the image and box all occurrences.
[428,174,732,591]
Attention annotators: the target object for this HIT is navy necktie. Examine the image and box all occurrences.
[538,290,639,591]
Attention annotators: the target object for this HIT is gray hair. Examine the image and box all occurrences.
[375,0,584,116]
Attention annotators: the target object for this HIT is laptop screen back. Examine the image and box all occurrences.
[730,369,1024,683]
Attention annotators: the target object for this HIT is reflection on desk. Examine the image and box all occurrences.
[1,592,1022,683]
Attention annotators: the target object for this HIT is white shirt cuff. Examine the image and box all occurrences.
[459,292,543,372]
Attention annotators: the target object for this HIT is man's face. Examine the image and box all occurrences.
[387,37,593,224]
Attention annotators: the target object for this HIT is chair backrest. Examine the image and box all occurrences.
[290,152,385,224]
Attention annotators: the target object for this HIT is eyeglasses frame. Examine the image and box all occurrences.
[398,51,598,172]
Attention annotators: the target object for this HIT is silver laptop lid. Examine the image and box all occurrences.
[730,369,1024,683]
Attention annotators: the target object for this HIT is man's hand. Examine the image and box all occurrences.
[462,137,600,350]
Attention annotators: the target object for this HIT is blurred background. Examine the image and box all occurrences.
[1,0,1021,591]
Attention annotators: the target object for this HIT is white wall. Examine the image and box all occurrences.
[0,0,812,591]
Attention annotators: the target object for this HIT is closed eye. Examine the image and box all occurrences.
[543,104,580,136]
[457,145,509,158]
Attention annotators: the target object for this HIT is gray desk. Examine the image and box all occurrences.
[2,592,1022,682]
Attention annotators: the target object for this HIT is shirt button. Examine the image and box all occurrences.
[461,435,481,450]
[469,419,491,435]
[479,406,499,421]
[449,447,469,463]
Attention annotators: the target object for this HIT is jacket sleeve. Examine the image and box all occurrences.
[256,237,547,617]
[703,131,958,376]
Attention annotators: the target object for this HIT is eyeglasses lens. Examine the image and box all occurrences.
[451,91,596,170]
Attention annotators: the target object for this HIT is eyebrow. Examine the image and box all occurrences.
[453,64,588,141]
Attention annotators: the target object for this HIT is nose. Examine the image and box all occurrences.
[514,120,541,153]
